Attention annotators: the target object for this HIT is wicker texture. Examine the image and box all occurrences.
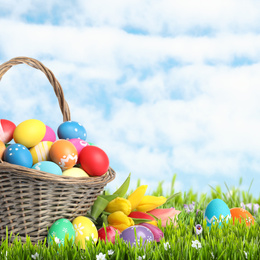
[0,57,116,243]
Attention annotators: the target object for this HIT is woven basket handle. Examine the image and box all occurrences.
[0,57,71,122]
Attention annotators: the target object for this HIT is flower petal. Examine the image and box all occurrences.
[105,197,132,216]
[148,208,181,227]
[127,185,148,211]
[136,196,167,212]
[107,211,134,232]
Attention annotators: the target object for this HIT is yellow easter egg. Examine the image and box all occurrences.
[62,167,89,177]
[72,216,98,249]
[30,141,53,165]
[13,119,46,148]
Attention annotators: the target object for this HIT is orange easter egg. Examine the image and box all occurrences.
[230,207,255,226]
[0,140,6,159]
[49,140,78,170]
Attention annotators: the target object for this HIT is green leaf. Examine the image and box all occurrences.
[90,196,110,220]
[146,213,159,221]
[131,218,154,225]
[247,178,254,195]
[113,173,131,197]
[99,194,118,202]
[101,214,108,226]
[208,184,222,198]
[166,192,181,203]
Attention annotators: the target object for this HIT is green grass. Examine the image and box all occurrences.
[1,174,260,259]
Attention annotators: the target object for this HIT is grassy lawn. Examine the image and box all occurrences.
[1,174,259,259]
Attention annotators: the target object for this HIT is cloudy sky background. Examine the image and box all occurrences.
[1,0,260,199]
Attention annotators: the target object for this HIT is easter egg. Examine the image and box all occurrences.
[3,143,33,168]
[0,119,16,143]
[13,119,46,148]
[49,140,78,170]
[42,125,56,142]
[58,121,87,140]
[0,140,6,159]
[98,226,120,244]
[69,139,89,162]
[72,216,98,249]
[32,161,62,175]
[79,146,109,176]
[139,223,164,242]
[230,207,255,226]
[47,218,75,246]
[62,167,89,177]
[204,199,231,229]
[120,225,154,246]
[30,141,53,165]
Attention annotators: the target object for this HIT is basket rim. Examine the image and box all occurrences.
[0,160,116,185]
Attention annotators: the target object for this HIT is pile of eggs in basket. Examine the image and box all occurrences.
[0,119,109,177]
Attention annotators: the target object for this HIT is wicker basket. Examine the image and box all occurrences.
[0,57,116,243]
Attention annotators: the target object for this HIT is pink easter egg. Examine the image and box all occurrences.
[69,139,89,162]
[0,119,16,144]
[42,125,56,142]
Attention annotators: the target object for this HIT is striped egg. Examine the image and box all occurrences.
[0,119,16,143]
[30,141,53,165]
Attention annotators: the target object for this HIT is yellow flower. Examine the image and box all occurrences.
[127,185,148,211]
[107,211,135,232]
[105,197,132,216]
[136,196,167,212]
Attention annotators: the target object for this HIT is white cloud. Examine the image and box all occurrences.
[1,1,260,198]
[2,0,260,35]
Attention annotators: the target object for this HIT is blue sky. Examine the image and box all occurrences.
[1,0,260,199]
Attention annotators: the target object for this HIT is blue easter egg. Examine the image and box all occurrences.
[57,121,87,140]
[32,161,62,175]
[3,143,33,168]
[204,198,231,229]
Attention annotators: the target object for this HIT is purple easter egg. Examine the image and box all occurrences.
[120,225,154,246]
[3,143,33,168]
[139,223,164,242]
[42,125,56,142]
[69,138,89,162]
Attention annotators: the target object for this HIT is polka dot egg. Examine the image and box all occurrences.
[58,121,87,140]
[72,216,98,249]
[120,225,154,246]
[3,143,33,168]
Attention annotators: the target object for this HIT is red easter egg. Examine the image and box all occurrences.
[0,119,16,143]
[98,226,120,244]
[79,146,109,176]
[230,207,255,226]
[0,140,6,159]
[49,140,78,170]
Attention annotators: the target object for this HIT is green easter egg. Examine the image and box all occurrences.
[47,218,75,246]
